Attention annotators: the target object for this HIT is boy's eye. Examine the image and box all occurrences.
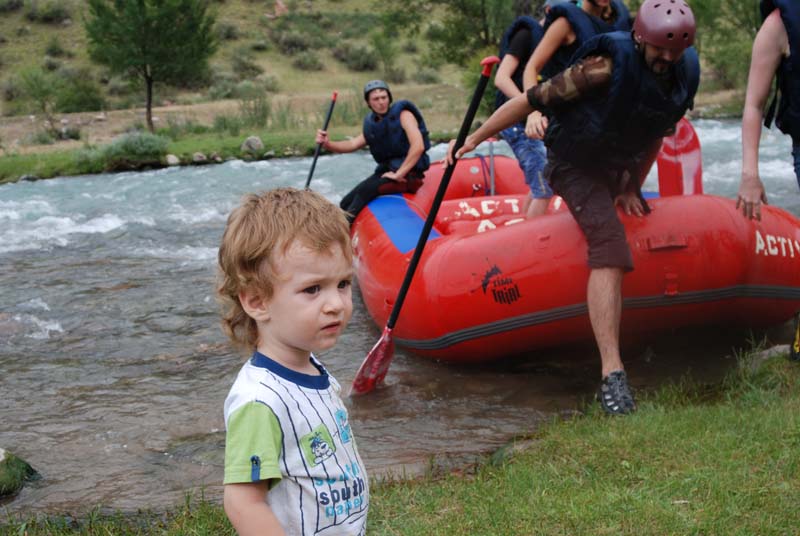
[303,285,321,294]
[338,279,352,289]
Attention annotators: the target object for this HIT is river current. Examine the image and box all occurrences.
[1,119,798,514]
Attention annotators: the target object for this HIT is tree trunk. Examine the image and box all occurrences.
[145,74,154,133]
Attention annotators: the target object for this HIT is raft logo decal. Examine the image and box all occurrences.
[754,230,800,258]
[481,263,521,304]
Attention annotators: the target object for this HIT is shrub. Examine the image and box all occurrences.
[24,0,71,24]
[217,21,240,40]
[1,78,20,102]
[231,52,263,80]
[24,130,54,145]
[105,75,133,97]
[238,93,270,128]
[101,132,169,171]
[276,31,309,55]
[257,73,279,93]
[0,0,23,12]
[213,114,241,136]
[292,51,323,71]
[42,55,61,71]
[73,147,105,174]
[250,39,269,52]
[59,125,80,140]
[55,69,105,113]
[384,66,406,84]
[413,67,440,84]
[332,42,378,72]
[45,36,70,57]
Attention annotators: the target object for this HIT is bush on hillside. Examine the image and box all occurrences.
[0,0,23,12]
[292,51,323,71]
[275,31,310,55]
[413,66,440,84]
[55,68,105,113]
[45,36,71,58]
[217,21,240,41]
[250,39,269,52]
[332,42,378,72]
[231,52,263,80]
[24,0,71,24]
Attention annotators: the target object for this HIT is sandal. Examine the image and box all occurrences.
[598,370,637,415]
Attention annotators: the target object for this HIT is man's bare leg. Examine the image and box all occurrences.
[587,267,624,377]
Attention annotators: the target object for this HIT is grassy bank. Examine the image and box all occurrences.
[3,350,798,535]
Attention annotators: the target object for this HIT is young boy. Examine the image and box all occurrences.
[217,187,369,535]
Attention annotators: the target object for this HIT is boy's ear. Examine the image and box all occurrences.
[239,288,271,322]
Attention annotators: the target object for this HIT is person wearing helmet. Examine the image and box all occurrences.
[521,0,631,143]
[737,0,800,221]
[494,14,551,219]
[315,80,431,223]
[447,0,700,415]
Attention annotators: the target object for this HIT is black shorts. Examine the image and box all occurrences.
[544,158,634,272]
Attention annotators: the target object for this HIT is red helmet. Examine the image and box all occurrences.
[633,0,696,51]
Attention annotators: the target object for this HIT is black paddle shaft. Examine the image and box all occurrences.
[305,92,338,190]
[385,59,498,330]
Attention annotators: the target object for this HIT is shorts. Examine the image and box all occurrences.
[544,158,634,271]
[501,124,551,199]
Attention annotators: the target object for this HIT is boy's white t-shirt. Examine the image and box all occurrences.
[224,352,368,536]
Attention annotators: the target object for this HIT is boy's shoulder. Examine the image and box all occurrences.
[224,354,342,421]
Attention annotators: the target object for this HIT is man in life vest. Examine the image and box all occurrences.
[448,0,700,415]
[495,13,552,218]
[737,0,800,221]
[315,80,431,223]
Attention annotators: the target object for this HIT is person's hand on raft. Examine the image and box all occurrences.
[614,191,646,217]
[381,170,407,182]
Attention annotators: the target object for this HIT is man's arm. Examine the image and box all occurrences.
[315,131,367,154]
[738,9,787,220]
[382,110,425,181]
[450,55,612,162]
[224,482,285,536]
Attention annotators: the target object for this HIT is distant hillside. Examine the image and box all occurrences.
[0,0,464,117]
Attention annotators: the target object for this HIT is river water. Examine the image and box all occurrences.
[1,119,798,515]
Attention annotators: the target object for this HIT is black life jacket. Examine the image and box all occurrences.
[544,31,700,170]
[541,0,631,80]
[362,100,431,174]
[495,16,545,109]
[761,0,800,142]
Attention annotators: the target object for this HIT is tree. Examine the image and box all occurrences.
[84,0,217,132]
[17,67,62,138]
[379,0,520,66]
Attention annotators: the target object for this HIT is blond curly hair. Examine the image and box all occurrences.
[216,187,352,351]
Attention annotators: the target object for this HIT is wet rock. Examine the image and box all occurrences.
[192,152,207,164]
[263,150,275,159]
[19,174,41,182]
[165,154,180,166]
[210,152,223,163]
[0,448,39,499]
[240,136,264,155]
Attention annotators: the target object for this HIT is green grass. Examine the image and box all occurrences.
[3,352,799,535]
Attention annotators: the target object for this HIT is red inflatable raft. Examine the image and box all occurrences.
[351,124,800,363]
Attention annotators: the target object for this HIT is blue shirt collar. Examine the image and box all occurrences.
[250,351,330,390]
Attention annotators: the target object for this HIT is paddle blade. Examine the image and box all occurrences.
[350,327,395,395]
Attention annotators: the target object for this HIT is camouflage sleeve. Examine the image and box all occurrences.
[526,55,613,110]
